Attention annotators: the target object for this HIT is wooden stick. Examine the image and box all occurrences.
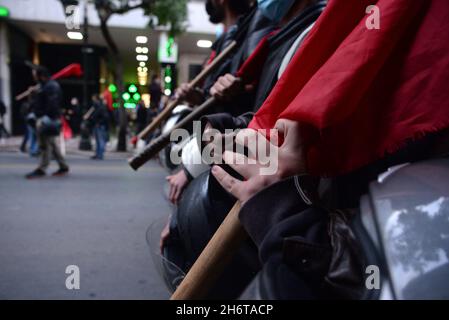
[135,40,238,141]
[83,107,95,121]
[171,201,246,300]
[15,84,39,101]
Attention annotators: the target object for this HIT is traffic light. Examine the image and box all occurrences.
[0,6,10,18]
[122,92,131,101]
[163,65,173,96]
[108,84,117,93]
[121,83,141,108]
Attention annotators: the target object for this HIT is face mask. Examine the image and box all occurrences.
[206,0,225,24]
[257,0,297,23]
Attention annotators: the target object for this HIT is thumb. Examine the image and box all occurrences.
[274,119,303,148]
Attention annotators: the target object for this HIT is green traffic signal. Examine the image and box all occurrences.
[133,93,141,101]
[108,84,117,93]
[122,92,131,101]
[124,102,136,109]
[0,6,10,17]
[128,84,138,93]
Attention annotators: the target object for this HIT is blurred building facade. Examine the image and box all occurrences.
[0,0,216,134]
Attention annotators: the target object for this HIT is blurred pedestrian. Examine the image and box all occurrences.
[149,75,162,110]
[146,103,159,143]
[67,97,81,134]
[90,94,109,160]
[19,98,39,156]
[135,100,148,135]
[25,66,69,179]
[0,100,10,142]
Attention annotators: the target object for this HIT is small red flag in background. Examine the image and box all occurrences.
[61,117,73,140]
[249,0,449,176]
[51,63,83,80]
[102,88,114,112]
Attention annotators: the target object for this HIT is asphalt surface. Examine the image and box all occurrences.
[0,151,172,299]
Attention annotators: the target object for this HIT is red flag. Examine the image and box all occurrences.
[61,117,73,140]
[51,63,83,80]
[249,0,449,176]
[236,31,278,83]
[102,88,114,112]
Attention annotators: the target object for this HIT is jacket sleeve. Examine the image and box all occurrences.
[238,175,318,247]
[201,112,254,133]
[44,82,62,118]
[32,88,46,118]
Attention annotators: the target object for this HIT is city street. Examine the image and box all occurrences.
[0,147,171,299]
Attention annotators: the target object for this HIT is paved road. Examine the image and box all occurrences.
[0,151,172,299]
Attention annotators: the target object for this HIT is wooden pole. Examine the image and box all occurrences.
[83,107,95,121]
[170,201,246,300]
[15,84,39,101]
[135,40,238,141]
[128,97,216,171]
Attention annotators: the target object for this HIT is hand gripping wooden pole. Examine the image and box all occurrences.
[128,97,217,171]
[171,201,246,300]
[135,40,238,141]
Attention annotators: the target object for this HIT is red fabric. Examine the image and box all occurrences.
[51,63,83,80]
[249,0,449,176]
[61,117,73,140]
[102,88,114,112]
[206,50,217,66]
[236,33,275,82]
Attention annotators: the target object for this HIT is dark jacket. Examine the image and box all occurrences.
[202,1,327,131]
[91,101,109,128]
[0,100,6,117]
[149,82,162,109]
[238,174,367,300]
[136,103,148,126]
[33,79,63,119]
[203,7,277,116]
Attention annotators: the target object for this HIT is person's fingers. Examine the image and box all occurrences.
[211,165,244,198]
[210,85,224,99]
[168,183,176,204]
[234,128,258,147]
[213,83,226,99]
[210,86,218,97]
[173,184,182,204]
[222,150,260,179]
[225,74,237,83]
[268,129,280,147]
[214,82,226,94]
[235,129,270,159]
[274,119,303,149]
[220,75,234,88]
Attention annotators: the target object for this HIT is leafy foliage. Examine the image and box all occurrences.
[61,0,188,36]
[148,0,188,36]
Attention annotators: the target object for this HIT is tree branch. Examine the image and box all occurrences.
[110,0,154,15]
